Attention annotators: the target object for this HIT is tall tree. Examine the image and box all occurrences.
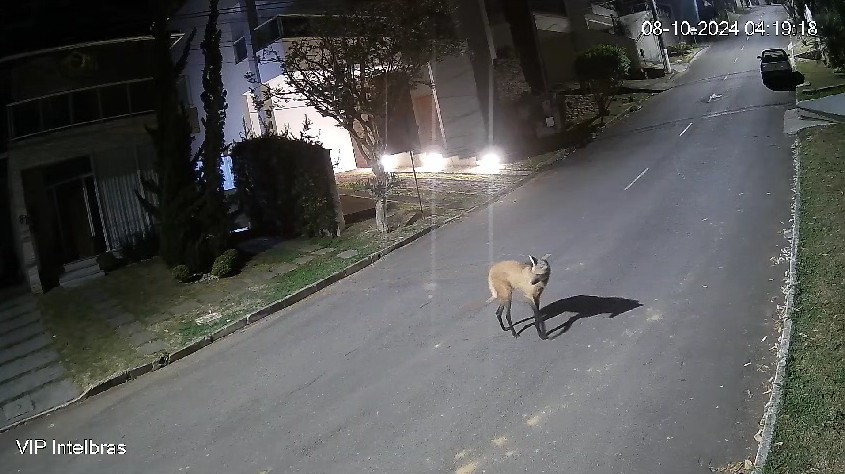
[264,0,462,232]
[196,0,231,257]
[137,0,202,266]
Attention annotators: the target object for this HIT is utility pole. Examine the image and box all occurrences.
[478,0,496,146]
[647,0,672,74]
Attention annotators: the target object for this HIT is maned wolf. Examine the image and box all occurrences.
[487,254,551,340]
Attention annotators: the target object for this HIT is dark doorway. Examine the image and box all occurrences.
[49,176,106,263]
[41,157,107,265]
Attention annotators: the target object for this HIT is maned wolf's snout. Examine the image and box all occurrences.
[487,254,551,340]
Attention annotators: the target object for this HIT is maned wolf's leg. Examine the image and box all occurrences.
[495,304,509,331]
[505,300,518,338]
[531,297,547,340]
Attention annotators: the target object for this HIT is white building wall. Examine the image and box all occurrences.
[618,11,665,64]
[264,76,358,172]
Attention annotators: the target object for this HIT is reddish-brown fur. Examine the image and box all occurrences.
[487,256,550,339]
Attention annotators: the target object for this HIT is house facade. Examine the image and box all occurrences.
[7,0,670,294]
[170,0,495,173]
[1,38,159,293]
[500,0,684,89]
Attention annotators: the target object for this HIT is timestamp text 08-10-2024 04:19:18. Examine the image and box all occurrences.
[642,20,817,37]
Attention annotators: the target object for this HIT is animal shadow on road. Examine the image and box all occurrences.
[514,295,642,340]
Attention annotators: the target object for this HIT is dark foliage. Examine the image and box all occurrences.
[210,248,240,278]
[136,0,204,269]
[96,252,124,273]
[196,0,231,258]
[118,230,160,263]
[230,131,339,239]
[574,45,631,121]
[171,264,193,283]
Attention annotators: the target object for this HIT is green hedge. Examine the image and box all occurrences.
[230,131,338,238]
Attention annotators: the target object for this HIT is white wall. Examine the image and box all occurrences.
[618,11,665,64]
[171,0,290,184]
[264,76,358,172]
[428,54,487,159]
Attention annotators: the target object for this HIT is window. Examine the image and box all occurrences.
[253,17,281,51]
[128,80,155,113]
[72,88,101,123]
[761,50,788,63]
[280,16,312,38]
[233,37,248,64]
[8,79,155,140]
[41,95,71,131]
[99,84,130,118]
[9,101,41,138]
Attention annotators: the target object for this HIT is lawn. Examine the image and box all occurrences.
[763,123,845,473]
[795,58,845,101]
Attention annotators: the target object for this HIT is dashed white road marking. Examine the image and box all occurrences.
[680,122,693,136]
[734,57,739,63]
[624,167,650,191]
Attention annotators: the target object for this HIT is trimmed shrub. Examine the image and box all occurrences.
[171,264,193,283]
[96,252,124,273]
[574,44,631,87]
[210,249,240,278]
[230,130,339,239]
[574,45,631,120]
[295,176,338,237]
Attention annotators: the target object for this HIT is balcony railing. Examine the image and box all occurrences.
[6,77,155,140]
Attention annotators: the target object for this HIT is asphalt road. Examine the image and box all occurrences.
[1,6,796,474]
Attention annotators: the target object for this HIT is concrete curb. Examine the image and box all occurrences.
[751,138,801,473]
[0,148,574,434]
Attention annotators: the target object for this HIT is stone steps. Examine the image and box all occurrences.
[59,258,105,289]
[0,293,82,428]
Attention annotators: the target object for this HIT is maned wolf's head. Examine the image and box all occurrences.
[528,254,552,279]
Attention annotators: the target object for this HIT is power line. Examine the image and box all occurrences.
[90,0,347,30]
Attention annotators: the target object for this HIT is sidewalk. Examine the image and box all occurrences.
[0,287,81,428]
[796,92,845,122]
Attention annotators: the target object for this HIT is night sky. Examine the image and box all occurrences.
[1,0,156,59]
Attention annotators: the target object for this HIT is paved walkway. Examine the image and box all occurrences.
[76,287,172,358]
[0,287,81,428]
[797,92,845,122]
[783,107,836,135]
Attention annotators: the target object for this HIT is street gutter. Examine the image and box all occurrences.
[751,117,802,472]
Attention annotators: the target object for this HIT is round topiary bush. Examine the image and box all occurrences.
[172,265,193,283]
[210,249,240,278]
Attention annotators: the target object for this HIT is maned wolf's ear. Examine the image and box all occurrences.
[541,253,552,261]
[528,255,538,267]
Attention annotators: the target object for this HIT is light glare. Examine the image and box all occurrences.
[421,152,447,172]
[380,154,399,172]
[476,151,502,173]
